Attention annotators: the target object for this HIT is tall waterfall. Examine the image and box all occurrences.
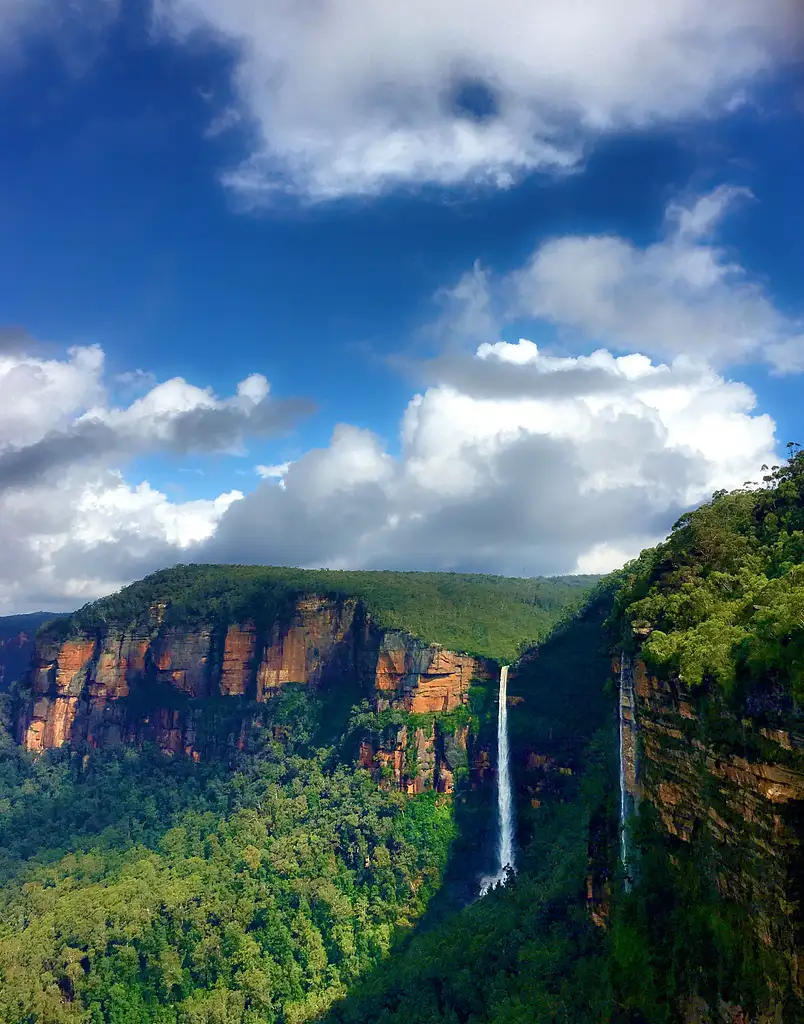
[480,664,515,895]
[618,653,635,891]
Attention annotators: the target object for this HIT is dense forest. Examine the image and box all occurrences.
[0,580,616,1024]
[606,443,804,1021]
[612,442,804,699]
[0,689,459,1024]
[42,566,597,663]
[0,568,607,1023]
[2,448,804,1022]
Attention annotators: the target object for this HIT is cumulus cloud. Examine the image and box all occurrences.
[502,186,803,373]
[0,333,780,612]
[0,349,313,492]
[0,467,242,613]
[153,0,799,200]
[0,341,313,612]
[201,341,776,577]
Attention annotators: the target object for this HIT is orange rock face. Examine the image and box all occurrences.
[256,597,357,696]
[92,634,149,698]
[220,626,257,696]
[373,636,479,713]
[17,594,492,774]
[24,696,78,751]
[54,640,96,695]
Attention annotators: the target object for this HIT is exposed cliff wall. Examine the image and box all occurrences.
[626,655,804,1015]
[16,595,491,791]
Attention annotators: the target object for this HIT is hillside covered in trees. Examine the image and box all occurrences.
[2,444,804,1023]
[43,565,598,663]
[612,442,804,699]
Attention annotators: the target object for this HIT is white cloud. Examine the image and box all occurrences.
[202,340,776,578]
[0,343,303,613]
[0,345,105,447]
[510,186,804,372]
[154,0,798,200]
[665,184,754,239]
[255,462,290,486]
[0,464,243,613]
[0,352,312,491]
[0,334,780,613]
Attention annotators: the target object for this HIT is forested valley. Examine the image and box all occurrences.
[0,447,803,1022]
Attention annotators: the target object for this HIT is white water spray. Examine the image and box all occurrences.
[618,653,635,890]
[480,665,515,894]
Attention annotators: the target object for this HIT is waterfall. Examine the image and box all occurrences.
[618,653,635,891]
[480,664,515,895]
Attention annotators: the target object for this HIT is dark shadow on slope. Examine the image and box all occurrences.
[320,588,620,1024]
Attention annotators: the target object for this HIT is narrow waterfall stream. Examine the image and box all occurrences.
[619,653,635,891]
[480,664,515,895]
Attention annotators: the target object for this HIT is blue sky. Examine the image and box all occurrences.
[0,0,802,611]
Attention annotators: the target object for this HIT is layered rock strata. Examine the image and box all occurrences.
[629,657,804,1004]
[17,596,491,783]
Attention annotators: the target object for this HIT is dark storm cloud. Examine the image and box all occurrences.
[197,412,701,577]
[0,395,315,492]
[419,351,699,401]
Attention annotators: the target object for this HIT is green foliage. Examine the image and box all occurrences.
[0,570,612,1024]
[611,444,804,699]
[608,802,787,1022]
[604,444,804,1019]
[0,723,456,1024]
[322,587,618,1024]
[41,565,598,662]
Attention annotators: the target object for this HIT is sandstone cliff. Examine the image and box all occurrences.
[17,595,491,791]
[623,654,804,1012]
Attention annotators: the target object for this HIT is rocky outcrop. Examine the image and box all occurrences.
[373,634,481,713]
[629,656,804,1006]
[17,596,492,776]
[358,719,472,794]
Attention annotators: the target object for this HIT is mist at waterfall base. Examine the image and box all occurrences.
[480,665,516,896]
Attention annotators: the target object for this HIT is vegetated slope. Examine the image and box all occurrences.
[0,568,602,1024]
[612,443,804,698]
[606,444,804,1021]
[0,612,59,693]
[0,580,618,1024]
[44,564,599,662]
[324,582,619,1024]
[0,693,458,1024]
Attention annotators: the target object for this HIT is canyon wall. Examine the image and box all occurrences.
[627,655,804,1011]
[16,595,490,791]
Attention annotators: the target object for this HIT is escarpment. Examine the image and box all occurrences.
[623,652,804,1012]
[17,594,492,791]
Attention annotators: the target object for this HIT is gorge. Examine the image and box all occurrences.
[1,452,804,1023]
